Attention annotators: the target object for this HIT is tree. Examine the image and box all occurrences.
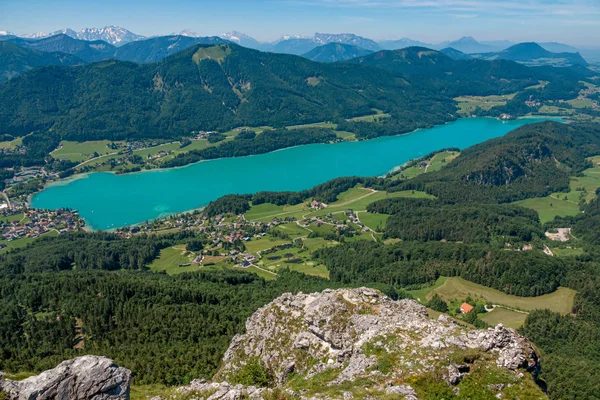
[427,294,449,313]
[186,239,204,252]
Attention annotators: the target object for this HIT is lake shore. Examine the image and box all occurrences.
[31,117,562,230]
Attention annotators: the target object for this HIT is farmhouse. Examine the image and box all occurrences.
[460,302,474,314]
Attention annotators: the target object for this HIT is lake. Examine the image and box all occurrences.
[31,118,556,230]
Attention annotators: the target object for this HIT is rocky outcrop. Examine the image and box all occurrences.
[0,356,131,400]
[179,288,542,400]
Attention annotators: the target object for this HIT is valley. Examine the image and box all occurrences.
[2,20,600,400]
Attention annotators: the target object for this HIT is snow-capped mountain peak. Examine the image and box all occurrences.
[219,31,262,49]
[21,31,52,39]
[179,29,199,37]
[75,26,145,45]
[0,31,14,36]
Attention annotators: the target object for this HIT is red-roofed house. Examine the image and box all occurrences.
[460,302,474,314]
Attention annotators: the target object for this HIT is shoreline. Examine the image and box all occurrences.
[38,115,563,189]
[30,116,564,231]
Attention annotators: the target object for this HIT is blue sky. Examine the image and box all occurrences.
[1,0,599,46]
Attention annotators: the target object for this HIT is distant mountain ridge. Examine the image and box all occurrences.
[13,25,145,45]
[0,41,82,81]
[7,26,592,63]
[472,42,588,67]
[268,32,382,55]
[302,43,374,63]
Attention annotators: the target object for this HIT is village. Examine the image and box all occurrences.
[0,205,84,250]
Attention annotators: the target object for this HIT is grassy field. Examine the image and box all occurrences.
[413,277,576,314]
[148,246,201,275]
[306,188,434,218]
[52,140,117,162]
[395,151,460,180]
[454,94,516,115]
[334,131,356,141]
[514,156,600,223]
[257,242,329,278]
[0,212,24,223]
[347,109,391,122]
[567,99,596,109]
[553,247,585,257]
[244,236,291,254]
[515,195,581,223]
[0,136,25,150]
[273,222,311,238]
[480,308,528,329]
[245,202,306,222]
[287,122,338,130]
[357,212,389,232]
[0,230,59,252]
[245,187,434,224]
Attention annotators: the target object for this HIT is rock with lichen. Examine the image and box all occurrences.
[177,288,545,400]
[0,356,130,400]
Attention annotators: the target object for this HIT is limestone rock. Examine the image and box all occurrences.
[0,356,131,400]
[181,288,542,399]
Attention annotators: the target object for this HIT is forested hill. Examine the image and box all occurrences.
[0,41,82,81]
[346,46,572,96]
[398,121,600,203]
[0,43,456,141]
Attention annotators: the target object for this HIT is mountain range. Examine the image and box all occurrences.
[4,26,598,63]
[0,34,228,67]
[302,43,374,63]
[0,43,456,140]
[15,26,145,45]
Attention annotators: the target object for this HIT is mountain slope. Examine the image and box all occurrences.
[0,43,451,140]
[6,34,116,63]
[403,122,600,203]
[347,47,537,95]
[0,41,82,81]
[440,47,472,60]
[302,43,373,62]
[113,35,229,63]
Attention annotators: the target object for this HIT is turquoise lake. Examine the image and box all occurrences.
[31,118,556,230]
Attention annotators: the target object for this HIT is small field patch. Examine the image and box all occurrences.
[421,277,575,314]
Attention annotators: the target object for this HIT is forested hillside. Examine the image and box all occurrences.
[0,43,454,141]
[347,46,539,95]
[0,41,82,81]
[395,122,600,203]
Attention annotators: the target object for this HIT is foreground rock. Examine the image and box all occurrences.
[177,288,544,399]
[0,356,131,400]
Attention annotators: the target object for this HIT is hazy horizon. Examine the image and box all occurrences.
[1,0,599,47]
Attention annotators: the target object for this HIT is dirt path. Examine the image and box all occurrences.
[75,152,119,168]
[250,263,278,276]
[1,192,11,209]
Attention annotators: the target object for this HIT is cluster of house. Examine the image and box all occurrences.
[0,146,26,156]
[3,168,45,186]
[0,208,82,244]
[191,131,217,140]
[229,250,257,268]
[579,88,600,110]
